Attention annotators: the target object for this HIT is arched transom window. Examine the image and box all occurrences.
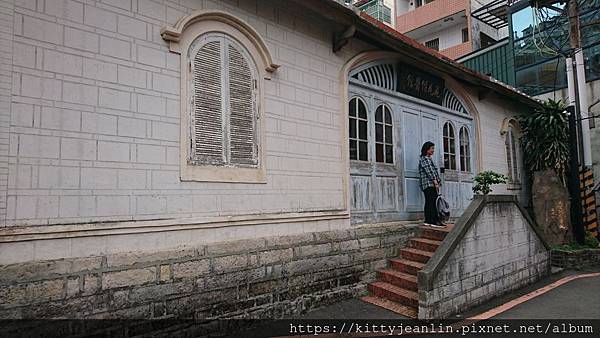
[349,97,369,161]
[443,122,457,170]
[375,104,393,164]
[188,34,258,167]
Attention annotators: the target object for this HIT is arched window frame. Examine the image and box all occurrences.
[374,104,394,164]
[161,10,279,183]
[505,125,521,183]
[443,121,457,171]
[459,126,471,172]
[349,96,369,162]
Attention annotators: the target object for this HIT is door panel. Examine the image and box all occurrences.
[350,175,371,211]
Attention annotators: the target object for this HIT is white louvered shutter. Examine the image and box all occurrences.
[191,40,224,165]
[227,44,257,166]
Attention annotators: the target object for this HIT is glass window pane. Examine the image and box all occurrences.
[375,123,383,142]
[349,118,356,138]
[350,140,357,160]
[375,106,383,122]
[385,125,393,143]
[385,110,392,124]
[359,141,368,161]
[349,99,356,117]
[358,101,367,119]
[385,145,393,164]
[359,120,368,140]
[376,143,383,163]
[515,55,567,95]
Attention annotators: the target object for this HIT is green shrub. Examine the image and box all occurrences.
[472,171,508,195]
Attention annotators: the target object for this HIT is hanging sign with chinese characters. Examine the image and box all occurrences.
[396,63,444,105]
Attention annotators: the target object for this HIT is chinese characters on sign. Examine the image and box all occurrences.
[397,63,445,105]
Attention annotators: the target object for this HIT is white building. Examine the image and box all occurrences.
[0,0,539,320]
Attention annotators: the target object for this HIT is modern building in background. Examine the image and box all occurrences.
[349,0,396,27]
[393,0,507,59]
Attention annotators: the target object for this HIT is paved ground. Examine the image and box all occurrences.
[294,268,600,320]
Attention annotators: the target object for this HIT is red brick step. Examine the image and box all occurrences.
[361,296,417,318]
[367,281,418,308]
[419,226,450,241]
[377,269,418,291]
[399,247,434,263]
[409,237,442,252]
[388,258,424,275]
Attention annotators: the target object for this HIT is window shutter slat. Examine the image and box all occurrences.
[227,44,257,166]
[193,40,224,165]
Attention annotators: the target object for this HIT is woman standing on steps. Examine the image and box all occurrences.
[418,142,446,228]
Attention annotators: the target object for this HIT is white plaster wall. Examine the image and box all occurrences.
[5,0,368,227]
[416,24,465,51]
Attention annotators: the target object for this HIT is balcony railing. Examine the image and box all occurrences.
[396,0,470,33]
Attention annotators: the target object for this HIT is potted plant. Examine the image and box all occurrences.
[472,171,508,195]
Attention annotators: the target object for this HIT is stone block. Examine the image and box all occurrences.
[118,15,146,39]
[293,243,331,258]
[136,195,166,214]
[212,254,249,273]
[119,66,147,88]
[60,138,97,161]
[0,279,64,306]
[258,248,293,265]
[159,265,171,282]
[45,0,84,22]
[44,49,82,76]
[150,121,178,141]
[83,58,118,83]
[117,169,146,189]
[206,238,266,256]
[63,82,98,106]
[172,259,210,279]
[41,107,81,132]
[84,5,116,31]
[99,87,131,110]
[65,27,99,52]
[23,16,63,45]
[359,237,380,249]
[21,75,62,101]
[137,93,165,115]
[137,45,166,68]
[136,144,165,164]
[82,112,117,135]
[152,73,179,95]
[38,166,80,189]
[83,274,100,295]
[117,116,146,138]
[96,195,129,216]
[66,277,80,298]
[99,36,130,60]
[81,168,117,189]
[128,282,192,304]
[102,267,156,289]
[12,42,35,68]
[106,248,196,268]
[98,141,129,162]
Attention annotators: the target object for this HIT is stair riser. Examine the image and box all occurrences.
[368,284,418,308]
[399,249,431,264]
[409,240,440,252]
[389,261,421,275]
[377,272,417,291]
[420,229,447,241]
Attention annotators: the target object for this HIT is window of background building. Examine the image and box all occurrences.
[480,32,496,49]
[425,38,439,51]
[462,28,469,43]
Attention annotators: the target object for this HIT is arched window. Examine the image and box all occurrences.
[349,97,368,161]
[188,34,257,167]
[443,122,457,170]
[505,125,520,182]
[459,126,471,172]
[375,104,393,164]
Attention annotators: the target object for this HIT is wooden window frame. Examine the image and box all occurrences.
[374,104,394,164]
[161,11,279,183]
[459,126,471,172]
[443,121,457,171]
[349,97,369,162]
[505,126,521,183]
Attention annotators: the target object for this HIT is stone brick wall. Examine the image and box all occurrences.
[0,222,419,319]
[0,0,14,226]
[418,197,550,319]
[551,249,600,270]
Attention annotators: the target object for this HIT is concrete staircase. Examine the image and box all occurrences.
[361,224,452,318]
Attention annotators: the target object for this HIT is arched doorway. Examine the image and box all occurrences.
[347,59,476,224]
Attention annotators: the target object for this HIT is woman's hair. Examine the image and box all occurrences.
[421,141,435,156]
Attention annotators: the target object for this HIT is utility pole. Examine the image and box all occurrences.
[564,0,590,243]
